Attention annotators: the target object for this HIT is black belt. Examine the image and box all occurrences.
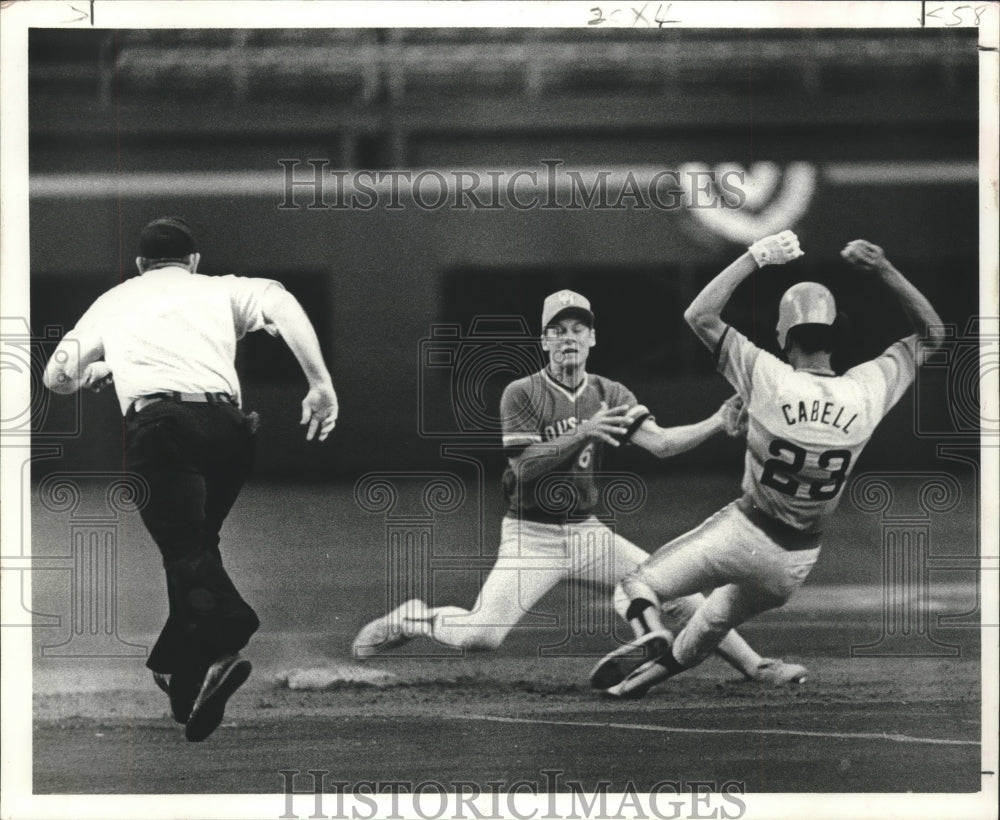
[736,496,822,552]
[133,391,237,413]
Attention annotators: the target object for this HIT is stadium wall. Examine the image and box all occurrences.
[29,167,977,479]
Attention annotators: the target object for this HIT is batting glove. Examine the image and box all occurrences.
[748,230,804,267]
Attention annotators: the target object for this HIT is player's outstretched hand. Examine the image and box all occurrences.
[301,382,339,442]
[579,402,631,447]
[718,394,749,438]
[748,230,804,267]
[840,239,890,272]
[82,361,113,393]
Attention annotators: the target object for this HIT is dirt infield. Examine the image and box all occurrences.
[33,637,981,794]
[27,479,986,798]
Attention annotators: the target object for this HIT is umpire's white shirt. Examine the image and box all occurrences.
[72,266,282,414]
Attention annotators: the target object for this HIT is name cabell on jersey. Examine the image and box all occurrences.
[778,398,857,433]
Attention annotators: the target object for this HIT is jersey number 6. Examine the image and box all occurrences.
[760,438,853,501]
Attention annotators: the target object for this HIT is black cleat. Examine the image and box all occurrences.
[184,654,252,742]
[589,631,673,691]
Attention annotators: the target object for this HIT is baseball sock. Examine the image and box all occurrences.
[657,645,689,678]
[714,632,763,678]
[625,598,666,637]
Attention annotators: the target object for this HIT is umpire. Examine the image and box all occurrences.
[44,216,338,741]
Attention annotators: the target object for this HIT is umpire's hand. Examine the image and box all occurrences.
[301,382,339,442]
[82,361,114,393]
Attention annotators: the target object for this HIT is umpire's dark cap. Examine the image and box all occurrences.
[139,216,196,258]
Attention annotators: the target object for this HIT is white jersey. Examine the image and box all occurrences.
[69,266,282,413]
[717,327,918,533]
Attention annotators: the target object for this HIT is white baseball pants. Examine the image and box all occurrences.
[625,500,820,667]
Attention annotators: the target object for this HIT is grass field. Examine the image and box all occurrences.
[25,476,987,802]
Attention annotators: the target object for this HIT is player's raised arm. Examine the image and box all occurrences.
[684,230,804,351]
[259,284,338,441]
[840,239,946,353]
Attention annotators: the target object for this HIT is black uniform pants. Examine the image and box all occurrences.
[126,400,260,675]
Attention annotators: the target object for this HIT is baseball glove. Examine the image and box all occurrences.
[720,394,749,438]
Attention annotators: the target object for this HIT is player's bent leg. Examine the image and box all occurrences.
[431,554,568,650]
[616,507,739,636]
[618,577,668,636]
[599,534,761,699]
[615,503,805,682]
[602,631,691,700]
[640,589,790,681]
[596,579,674,690]
[432,517,570,650]
[657,594,768,680]
[672,583,783,668]
[425,605,512,650]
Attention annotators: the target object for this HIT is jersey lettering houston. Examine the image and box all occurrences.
[717,328,918,533]
[500,369,649,522]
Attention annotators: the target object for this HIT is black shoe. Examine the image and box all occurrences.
[589,631,672,691]
[184,654,252,742]
[603,657,670,700]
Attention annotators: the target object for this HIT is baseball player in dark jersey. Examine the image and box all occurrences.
[43,216,338,741]
[354,289,806,685]
[590,232,945,698]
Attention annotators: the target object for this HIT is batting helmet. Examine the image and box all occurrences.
[775,282,837,350]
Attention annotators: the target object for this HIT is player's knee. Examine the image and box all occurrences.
[462,629,506,651]
[612,584,630,620]
[698,611,732,638]
[437,620,507,651]
[660,594,701,625]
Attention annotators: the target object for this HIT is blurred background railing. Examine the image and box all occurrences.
[30,29,975,168]
[28,28,981,479]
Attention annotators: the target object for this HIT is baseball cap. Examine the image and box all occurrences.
[542,289,595,329]
[138,216,196,258]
